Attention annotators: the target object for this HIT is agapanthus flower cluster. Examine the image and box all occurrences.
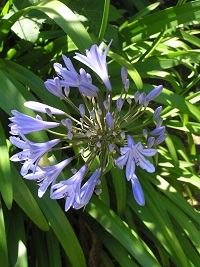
[9,41,166,211]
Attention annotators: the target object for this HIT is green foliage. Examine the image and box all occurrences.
[0,0,200,266]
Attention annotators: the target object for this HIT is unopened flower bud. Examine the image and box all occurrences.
[153,106,162,120]
[121,67,128,84]
[68,131,73,140]
[134,91,140,103]
[109,143,115,153]
[124,79,130,92]
[151,126,165,135]
[103,100,109,110]
[106,112,114,130]
[79,104,85,117]
[156,117,163,128]
[147,137,155,147]
[66,118,73,131]
[90,110,95,119]
[116,97,123,111]
[154,134,167,146]
[143,129,148,139]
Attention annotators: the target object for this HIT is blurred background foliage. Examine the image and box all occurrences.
[0,0,200,266]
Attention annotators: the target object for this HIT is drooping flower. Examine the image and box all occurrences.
[73,168,101,209]
[130,174,145,206]
[24,158,72,197]
[9,41,166,211]
[50,165,88,211]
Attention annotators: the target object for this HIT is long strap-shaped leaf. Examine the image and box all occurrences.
[27,182,87,267]
[0,0,93,52]
[120,1,200,44]
[86,197,162,267]
[0,122,12,209]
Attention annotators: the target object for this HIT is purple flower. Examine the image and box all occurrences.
[121,67,128,84]
[150,126,165,136]
[154,133,167,146]
[54,56,98,97]
[44,77,65,99]
[24,158,72,197]
[50,165,88,211]
[146,85,163,103]
[115,135,157,181]
[74,41,112,90]
[106,112,114,130]
[9,40,166,210]
[10,134,60,176]
[9,110,59,135]
[73,168,101,209]
[131,174,145,206]
[24,102,65,115]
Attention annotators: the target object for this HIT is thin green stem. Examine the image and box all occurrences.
[98,0,110,44]
[140,30,165,62]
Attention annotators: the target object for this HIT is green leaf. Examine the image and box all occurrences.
[0,0,93,52]
[120,1,200,43]
[156,175,200,228]
[161,195,200,253]
[0,122,13,209]
[2,60,68,113]
[36,0,93,52]
[86,214,139,267]
[27,182,87,267]
[46,229,62,267]
[86,197,162,267]
[110,167,126,216]
[0,198,9,267]
[109,50,143,91]
[6,204,28,267]
[11,163,49,231]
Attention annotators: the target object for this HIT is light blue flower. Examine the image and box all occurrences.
[51,165,88,211]
[9,110,59,135]
[115,135,157,180]
[24,102,65,115]
[74,41,112,90]
[53,56,98,97]
[131,174,145,206]
[44,77,65,99]
[9,41,166,210]
[24,158,72,197]
[10,134,60,176]
[73,168,101,209]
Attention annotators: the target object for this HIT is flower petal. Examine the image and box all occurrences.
[131,174,145,206]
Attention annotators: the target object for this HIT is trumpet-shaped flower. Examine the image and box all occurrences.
[74,41,112,90]
[9,110,59,135]
[115,135,157,181]
[73,168,101,209]
[51,165,88,211]
[24,158,72,197]
[53,56,98,97]
[24,102,65,115]
[10,135,60,176]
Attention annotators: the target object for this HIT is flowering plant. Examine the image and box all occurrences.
[9,41,166,211]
